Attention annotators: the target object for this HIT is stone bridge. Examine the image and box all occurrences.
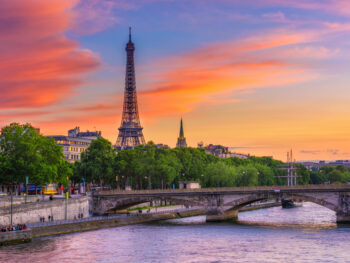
[92,185,350,223]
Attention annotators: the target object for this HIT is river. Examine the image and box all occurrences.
[1,202,350,263]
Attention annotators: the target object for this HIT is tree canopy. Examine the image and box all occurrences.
[0,123,70,186]
[72,140,326,190]
[76,137,116,186]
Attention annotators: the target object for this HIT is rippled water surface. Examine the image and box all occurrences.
[1,203,350,263]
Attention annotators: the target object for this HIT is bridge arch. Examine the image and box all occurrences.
[225,193,338,213]
[99,195,202,214]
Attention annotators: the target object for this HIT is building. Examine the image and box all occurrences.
[115,28,146,150]
[49,127,102,163]
[230,152,249,159]
[176,118,187,147]
[155,144,170,149]
[198,143,249,159]
[68,126,101,139]
[205,144,229,158]
[179,181,201,189]
[299,160,350,171]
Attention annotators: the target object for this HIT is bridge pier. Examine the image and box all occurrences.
[206,209,238,222]
[336,194,350,224]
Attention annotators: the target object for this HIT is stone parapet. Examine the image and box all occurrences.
[0,230,32,245]
[0,197,89,225]
[0,195,46,208]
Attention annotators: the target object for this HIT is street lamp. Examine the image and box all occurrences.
[81,177,86,194]
[9,182,13,226]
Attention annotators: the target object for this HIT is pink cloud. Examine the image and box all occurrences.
[0,0,101,109]
[138,30,316,118]
[70,0,134,35]
[257,0,350,16]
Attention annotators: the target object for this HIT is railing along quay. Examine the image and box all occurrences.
[27,207,200,228]
[96,184,350,195]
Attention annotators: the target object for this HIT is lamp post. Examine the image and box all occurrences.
[81,177,85,194]
[65,191,68,220]
[25,176,28,204]
[10,183,13,226]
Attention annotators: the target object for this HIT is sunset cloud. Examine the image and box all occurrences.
[0,0,100,109]
[70,0,136,35]
[138,31,316,118]
[256,0,350,16]
[2,0,350,160]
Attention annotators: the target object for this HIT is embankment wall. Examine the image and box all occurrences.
[0,195,46,208]
[0,230,32,245]
[0,197,89,225]
[32,209,204,238]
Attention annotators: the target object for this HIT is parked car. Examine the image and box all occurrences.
[0,192,7,196]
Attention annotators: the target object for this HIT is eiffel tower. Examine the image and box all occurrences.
[116,28,146,149]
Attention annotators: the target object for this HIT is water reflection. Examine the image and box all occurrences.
[1,202,349,263]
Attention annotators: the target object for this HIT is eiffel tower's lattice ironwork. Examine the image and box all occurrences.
[116,28,146,149]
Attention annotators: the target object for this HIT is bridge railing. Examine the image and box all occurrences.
[96,184,350,195]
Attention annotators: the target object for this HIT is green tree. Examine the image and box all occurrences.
[236,165,259,186]
[0,123,67,186]
[80,137,115,186]
[202,162,237,187]
[154,148,181,189]
[296,164,311,185]
[310,171,326,184]
[254,163,275,186]
[327,169,345,183]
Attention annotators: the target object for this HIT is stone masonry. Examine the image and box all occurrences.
[92,185,350,223]
[0,197,89,225]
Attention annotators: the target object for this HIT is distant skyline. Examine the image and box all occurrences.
[2,0,350,161]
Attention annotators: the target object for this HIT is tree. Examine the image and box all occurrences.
[80,137,116,186]
[310,171,326,184]
[236,165,259,186]
[0,123,67,186]
[296,164,310,185]
[327,170,345,184]
[154,148,181,189]
[202,162,237,187]
[254,163,275,186]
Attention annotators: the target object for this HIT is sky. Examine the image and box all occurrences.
[2,0,350,161]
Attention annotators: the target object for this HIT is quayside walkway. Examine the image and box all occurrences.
[26,207,203,238]
[92,185,350,223]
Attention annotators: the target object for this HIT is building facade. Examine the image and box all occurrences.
[198,143,249,159]
[49,127,102,163]
[179,181,201,189]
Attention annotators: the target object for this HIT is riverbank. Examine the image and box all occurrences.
[0,230,32,246]
[31,209,203,238]
[0,201,281,244]
[239,201,280,212]
[31,201,280,238]
[0,196,89,225]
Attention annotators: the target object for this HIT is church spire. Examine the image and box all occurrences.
[179,118,184,138]
[176,118,187,147]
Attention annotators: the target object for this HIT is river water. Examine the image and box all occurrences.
[1,202,350,263]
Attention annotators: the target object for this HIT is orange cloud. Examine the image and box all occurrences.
[139,31,315,118]
[0,0,100,109]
